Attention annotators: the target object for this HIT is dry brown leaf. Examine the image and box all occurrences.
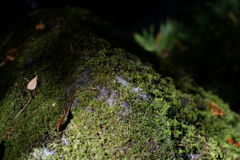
[6,48,18,61]
[208,101,226,116]
[27,75,38,90]
[35,19,45,32]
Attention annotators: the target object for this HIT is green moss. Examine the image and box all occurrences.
[0,7,240,160]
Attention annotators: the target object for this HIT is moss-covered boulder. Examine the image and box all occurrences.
[0,8,240,159]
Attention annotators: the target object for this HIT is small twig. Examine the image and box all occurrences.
[45,10,58,24]
[0,109,39,138]
[18,31,36,50]
[0,60,6,67]
[0,31,14,50]
[9,110,39,134]
[14,89,37,119]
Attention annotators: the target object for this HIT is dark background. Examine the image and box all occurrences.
[0,0,204,35]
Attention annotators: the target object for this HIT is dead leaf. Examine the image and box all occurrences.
[35,19,45,32]
[208,101,226,116]
[6,48,18,61]
[0,48,18,67]
[27,75,38,90]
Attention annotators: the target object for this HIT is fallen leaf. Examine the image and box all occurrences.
[35,19,45,32]
[6,48,18,61]
[208,101,226,116]
[27,75,38,90]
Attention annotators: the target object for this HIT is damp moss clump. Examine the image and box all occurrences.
[0,7,240,159]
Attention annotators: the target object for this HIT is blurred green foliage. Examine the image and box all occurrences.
[133,20,179,57]
[133,0,240,112]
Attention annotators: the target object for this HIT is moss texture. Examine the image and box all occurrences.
[0,8,240,159]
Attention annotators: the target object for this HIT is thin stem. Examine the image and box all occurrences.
[0,60,6,67]
[14,89,37,119]
[0,31,14,50]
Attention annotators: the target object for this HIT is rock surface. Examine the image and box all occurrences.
[0,8,240,159]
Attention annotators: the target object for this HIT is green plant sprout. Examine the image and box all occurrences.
[133,19,178,57]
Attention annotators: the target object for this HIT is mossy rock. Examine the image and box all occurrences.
[0,8,240,160]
